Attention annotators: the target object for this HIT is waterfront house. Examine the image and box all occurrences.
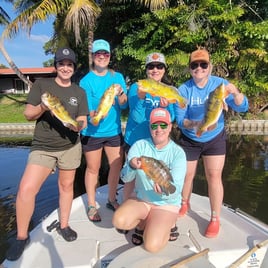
[0,67,56,94]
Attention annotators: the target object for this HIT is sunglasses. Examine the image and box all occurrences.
[190,62,209,70]
[147,64,165,70]
[150,123,168,130]
[94,52,110,58]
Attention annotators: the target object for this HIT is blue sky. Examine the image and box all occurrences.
[0,2,54,68]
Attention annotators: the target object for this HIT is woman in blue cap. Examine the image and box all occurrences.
[79,39,128,222]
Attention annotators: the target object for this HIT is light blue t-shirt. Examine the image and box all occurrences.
[79,70,127,137]
[121,138,186,206]
[124,82,175,146]
[175,75,249,142]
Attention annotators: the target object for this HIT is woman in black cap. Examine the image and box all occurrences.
[6,47,89,261]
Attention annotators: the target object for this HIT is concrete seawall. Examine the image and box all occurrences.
[0,120,268,136]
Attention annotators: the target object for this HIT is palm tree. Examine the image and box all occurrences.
[0,1,33,87]
[1,0,168,82]
[2,0,101,69]
[109,0,169,11]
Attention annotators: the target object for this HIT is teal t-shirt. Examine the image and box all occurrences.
[79,70,127,137]
[121,138,186,206]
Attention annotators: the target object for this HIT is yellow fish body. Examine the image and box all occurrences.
[137,78,187,109]
[196,83,229,137]
[90,84,120,126]
[140,156,176,195]
[41,92,79,128]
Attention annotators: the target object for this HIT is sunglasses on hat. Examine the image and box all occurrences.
[190,62,209,70]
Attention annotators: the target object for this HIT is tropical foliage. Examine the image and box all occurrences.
[94,1,268,113]
[1,0,268,113]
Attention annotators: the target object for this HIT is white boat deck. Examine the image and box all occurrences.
[2,185,268,268]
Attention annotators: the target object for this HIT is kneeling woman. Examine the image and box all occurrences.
[112,108,186,253]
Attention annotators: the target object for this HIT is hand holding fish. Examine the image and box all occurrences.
[159,97,169,107]
[225,83,239,95]
[225,83,244,105]
[40,102,50,111]
[115,84,123,96]
[129,157,142,169]
[90,84,120,126]
[137,79,187,109]
[153,183,162,194]
[137,86,147,99]
[41,92,81,130]
[183,119,201,129]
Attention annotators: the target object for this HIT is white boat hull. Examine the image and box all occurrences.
[2,185,268,268]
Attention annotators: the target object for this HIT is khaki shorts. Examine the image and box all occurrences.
[28,142,82,170]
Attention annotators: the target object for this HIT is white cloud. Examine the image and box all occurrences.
[30,34,50,43]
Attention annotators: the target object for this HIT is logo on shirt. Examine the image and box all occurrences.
[69,97,78,106]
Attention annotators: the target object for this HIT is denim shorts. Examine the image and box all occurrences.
[179,130,227,161]
[81,134,124,152]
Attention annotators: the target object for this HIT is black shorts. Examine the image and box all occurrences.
[178,130,227,161]
[81,134,124,152]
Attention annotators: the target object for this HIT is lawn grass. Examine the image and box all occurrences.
[0,94,28,123]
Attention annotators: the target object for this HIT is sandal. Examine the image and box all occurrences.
[87,206,101,222]
[132,228,144,246]
[106,199,120,211]
[116,228,129,234]
[58,226,77,242]
[169,226,179,241]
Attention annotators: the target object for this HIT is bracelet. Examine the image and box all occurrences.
[119,91,124,96]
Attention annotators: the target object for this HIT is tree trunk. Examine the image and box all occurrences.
[0,36,33,89]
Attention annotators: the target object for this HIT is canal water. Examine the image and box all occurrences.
[0,135,267,263]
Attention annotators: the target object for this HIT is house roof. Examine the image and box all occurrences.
[0,67,56,75]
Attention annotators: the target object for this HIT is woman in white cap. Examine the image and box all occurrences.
[175,48,249,238]
[113,108,186,252]
[6,47,89,261]
[123,52,175,200]
[79,39,128,222]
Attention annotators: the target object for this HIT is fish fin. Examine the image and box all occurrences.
[207,123,217,131]
[177,98,187,109]
[160,186,169,196]
[196,127,205,137]
[179,102,187,109]
[63,122,70,127]
[168,184,176,194]
[196,130,202,137]
[223,100,228,112]
[90,116,101,126]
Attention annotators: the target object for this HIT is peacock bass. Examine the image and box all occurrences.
[41,92,80,129]
[137,78,187,109]
[196,83,229,137]
[139,156,176,195]
[90,84,120,126]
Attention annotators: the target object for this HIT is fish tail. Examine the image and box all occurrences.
[168,184,176,194]
[196,128,203,137]
[90,115,101,126]
[177,97,187,109]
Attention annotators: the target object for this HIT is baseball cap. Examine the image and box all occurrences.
[145,52,166,67]
[190,48,210,63]
[92,39,110,53]
[150,108,171,124]
[54,47,76,64]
